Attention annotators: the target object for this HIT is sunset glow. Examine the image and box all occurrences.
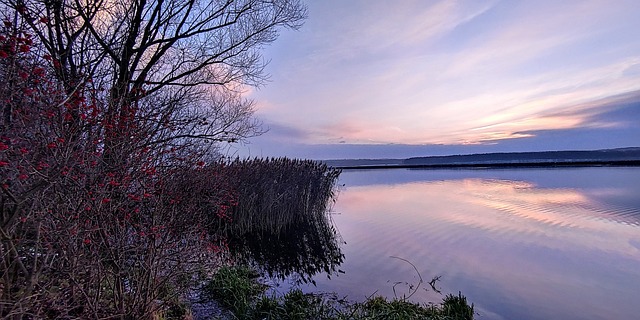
[238,0,640,159]
[338,178,640,262]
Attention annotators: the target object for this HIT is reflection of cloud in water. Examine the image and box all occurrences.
[331,176,640,320]
[340,179,640,256]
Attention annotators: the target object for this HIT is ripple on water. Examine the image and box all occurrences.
[284,170,640,320]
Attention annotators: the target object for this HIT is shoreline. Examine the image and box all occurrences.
[331,160,640,170]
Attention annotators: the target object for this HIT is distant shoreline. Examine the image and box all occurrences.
[332,160,640,170]
[325,147,640,169]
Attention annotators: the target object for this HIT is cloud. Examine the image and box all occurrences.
[259,120,311,142]
[558,91,640,127]
[299,1,497,64]
[238,92,640,159]
[246,1,640,158]
[623,63,640,77]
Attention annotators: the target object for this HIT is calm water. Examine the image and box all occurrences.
[287,167,640,320]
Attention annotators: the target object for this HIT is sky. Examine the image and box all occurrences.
[232,0,640,160]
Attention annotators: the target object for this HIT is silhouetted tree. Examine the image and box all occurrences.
[4,0,306,169]
[0,1,307,318]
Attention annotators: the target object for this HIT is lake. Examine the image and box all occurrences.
[281,167,640,320]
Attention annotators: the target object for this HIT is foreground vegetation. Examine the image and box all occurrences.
[0,0,309,317]
[1,146,341,318]
[203,266,475,320]
[221,158,345,285]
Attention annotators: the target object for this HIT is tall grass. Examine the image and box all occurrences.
[209,158,344,283]
[222,157,341,233]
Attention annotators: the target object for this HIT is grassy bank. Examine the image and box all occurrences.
[202,265,475,320]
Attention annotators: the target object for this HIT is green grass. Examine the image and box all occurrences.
[202,266,475,320]
[202,266,268,317]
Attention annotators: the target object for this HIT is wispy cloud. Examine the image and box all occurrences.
[245,0,640,157]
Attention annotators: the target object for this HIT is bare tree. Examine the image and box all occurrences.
[0,1,306,318]
[5,0,306,168]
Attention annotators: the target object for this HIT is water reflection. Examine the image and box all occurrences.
[219,158,344,285]
[226,211,344,284]
[306,168,640,320]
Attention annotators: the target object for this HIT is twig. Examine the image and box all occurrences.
[429,275,442,294]
[389,256,423,300]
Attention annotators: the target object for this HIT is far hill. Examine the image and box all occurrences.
[326,147,640,169]
[404,147,640,165]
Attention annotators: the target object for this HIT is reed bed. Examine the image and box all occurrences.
[221,157,341,234]
[210,157,344,283]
